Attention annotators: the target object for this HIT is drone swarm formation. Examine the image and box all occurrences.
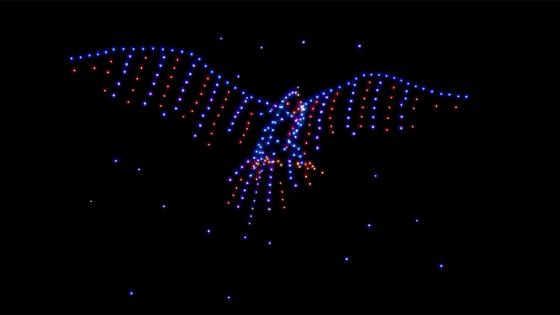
[69,46,469,228]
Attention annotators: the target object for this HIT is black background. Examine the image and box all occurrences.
[2,1,559,314]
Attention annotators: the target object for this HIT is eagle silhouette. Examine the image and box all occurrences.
[68,46,469,227]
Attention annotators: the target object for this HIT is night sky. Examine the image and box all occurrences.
[2,1,560,314]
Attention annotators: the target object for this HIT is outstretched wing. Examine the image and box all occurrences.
[297,72,470,157]
[68,46,272,147]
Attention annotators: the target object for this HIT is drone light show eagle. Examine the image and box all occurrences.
[68,46,469,228]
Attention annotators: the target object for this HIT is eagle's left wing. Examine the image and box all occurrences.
[68,46,272,148]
